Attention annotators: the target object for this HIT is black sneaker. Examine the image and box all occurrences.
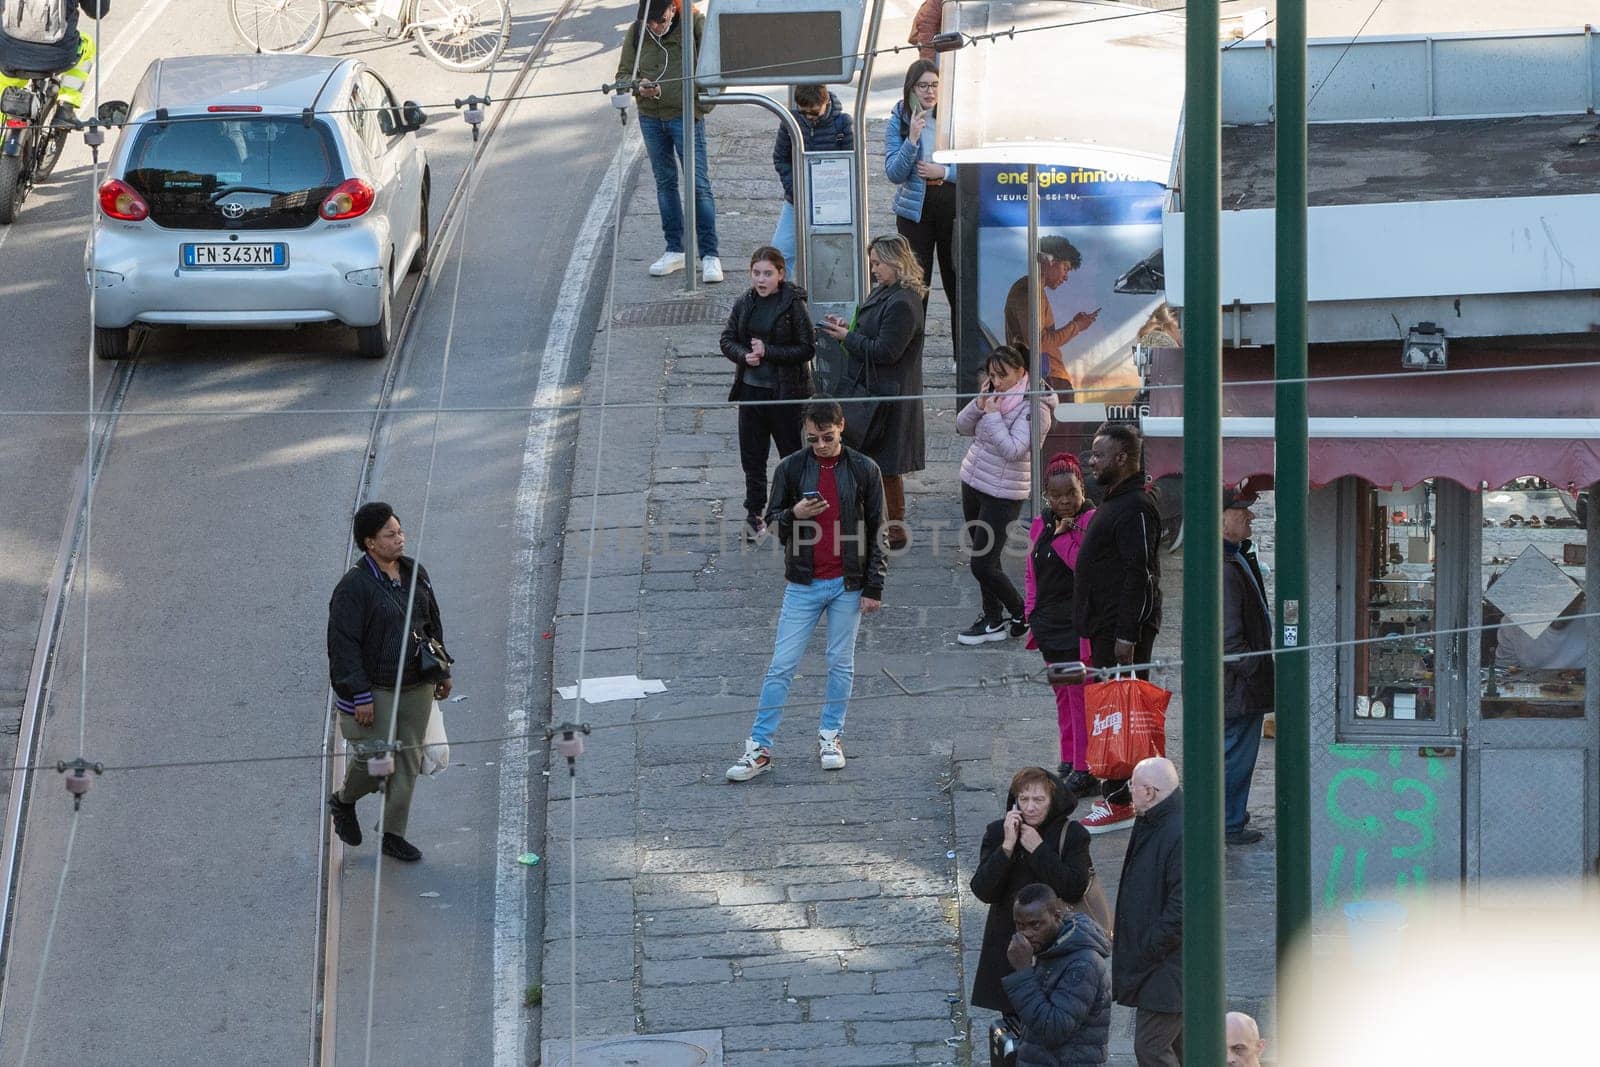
[1008,615,1029,639]
[1064,769,1101,799]
[1226,827,1264,846]
[382,832,422,862]
[328,793,362,847]
[957,615,1008,645]
[743,513,766,544]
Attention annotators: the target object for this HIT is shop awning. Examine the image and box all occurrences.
[1142,346,1600,489]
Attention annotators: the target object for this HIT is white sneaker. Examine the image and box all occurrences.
[701,256,724,283]
[818,730,846,771]
[725,739,772,782]
[649,251,686,277]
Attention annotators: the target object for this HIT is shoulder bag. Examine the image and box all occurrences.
[833,308,887,451]
[1058,821,1114,939]
[370,567,455,683]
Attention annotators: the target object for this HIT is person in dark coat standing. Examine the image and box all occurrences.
[770,85,853,266]
[1002,883,1113,1066]
[818,233,926,549]
[1222,486,1274,845]
[1074,421,1163,834]
[970,767,1092,1018]
[1113,757,1184,1067]
[721,246,816,541]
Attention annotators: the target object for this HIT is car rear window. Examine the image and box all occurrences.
[122,116,345,230]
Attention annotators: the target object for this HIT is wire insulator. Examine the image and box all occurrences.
[548,722,590,776]
[454,95,490,141]
[1046,661,1089,687]
[56,758,104,811]
[81,122,104,149]
[366,748,396,778]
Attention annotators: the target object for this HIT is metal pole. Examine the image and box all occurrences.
[682,4,698,293]
[1273,0,1313,991]
[852,0,886,305]
[714,93,810,286]
[1182,1,1226,1064]
[1026,164,1042,518]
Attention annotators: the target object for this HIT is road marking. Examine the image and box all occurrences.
[98,0,180,88]
[493,129,639,1066]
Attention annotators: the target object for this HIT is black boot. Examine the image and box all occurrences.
[52,103,79,129]
[328,793,361,847]
[1064,768,1101,799]
[382,832,422,862]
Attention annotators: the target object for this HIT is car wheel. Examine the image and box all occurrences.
[95,325,131,361]
[409,179,430,274]
[355,266,392,359]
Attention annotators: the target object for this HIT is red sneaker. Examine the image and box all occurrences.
[1082,799,1135,834]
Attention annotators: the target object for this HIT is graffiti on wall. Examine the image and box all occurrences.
[1322,744,1453,909]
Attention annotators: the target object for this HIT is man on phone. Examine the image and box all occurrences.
[726,400,887,781]
[1003,235,1099,397]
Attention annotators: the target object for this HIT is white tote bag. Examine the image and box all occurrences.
[420,700,450,776]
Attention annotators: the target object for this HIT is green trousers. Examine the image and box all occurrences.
[337,682,431,838]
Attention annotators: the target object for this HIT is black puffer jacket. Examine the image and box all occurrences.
[327,555,447,703]
[1112,788,1183,1013]
[721,281,816,402]
[764,445,887,601]
[1073,474,1162,643]
[1001,913,1113,1066]
[970,774,1092,1014]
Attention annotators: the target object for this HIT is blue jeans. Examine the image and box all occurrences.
[1223,713,1265,832]
[750,578,862,747]
[771,199,796,267]
[638,114,719,258]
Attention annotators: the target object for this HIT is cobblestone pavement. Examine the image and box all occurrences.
[538,105,1277,1065]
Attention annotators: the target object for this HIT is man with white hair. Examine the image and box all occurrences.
[1226,1011,1266,1067]
[1113,757,1184,1065]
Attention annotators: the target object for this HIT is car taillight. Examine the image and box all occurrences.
[320,179,374,221]
[98,178,149,221]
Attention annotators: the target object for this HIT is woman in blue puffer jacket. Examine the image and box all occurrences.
[954,343,1056,645]
[884,58,957,315]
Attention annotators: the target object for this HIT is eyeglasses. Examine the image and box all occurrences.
[914,80,939,91]
[805,433,840,444]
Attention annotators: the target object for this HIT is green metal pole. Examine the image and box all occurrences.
[1273,0,1313,987]
[1182,2,1225,1063]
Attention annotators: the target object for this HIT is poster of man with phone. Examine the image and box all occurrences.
[1002,235,1100,398]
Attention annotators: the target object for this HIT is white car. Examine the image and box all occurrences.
[86,53,430,359]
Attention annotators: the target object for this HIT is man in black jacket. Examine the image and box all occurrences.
[770,84,853,266]
[1113,757,1183,1066]
[1075,422,1163,833]
[1222,487,1273,846]
[727,400,886,781]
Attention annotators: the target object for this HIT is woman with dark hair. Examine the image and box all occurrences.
[954,342,1057,645]
[884,58,957,315]
[970,766,1092,1021]
[721,245,817,541]
[326,502,452,863]
[818,234,927,548]
[1027,455,1098,797]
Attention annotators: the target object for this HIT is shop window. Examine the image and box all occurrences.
[1352,481,1441,723]
[1478,478,1587,720]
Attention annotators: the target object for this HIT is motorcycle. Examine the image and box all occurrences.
[0,72,125,224]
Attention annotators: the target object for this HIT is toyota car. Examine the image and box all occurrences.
[86,54,430,359]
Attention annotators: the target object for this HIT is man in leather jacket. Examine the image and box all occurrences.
[726,399,886,781]
[0,0,109,127]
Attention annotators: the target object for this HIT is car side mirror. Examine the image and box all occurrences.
[401,101,426,131]
[97,99,130,126]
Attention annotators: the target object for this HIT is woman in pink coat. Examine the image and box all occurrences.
[1025,453,1098,798]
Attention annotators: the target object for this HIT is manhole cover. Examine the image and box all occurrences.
[612,300,731,328]
[541,1032,721,1066]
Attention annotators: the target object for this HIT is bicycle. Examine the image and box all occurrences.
[229,0,510,73]
[0,72,99,224]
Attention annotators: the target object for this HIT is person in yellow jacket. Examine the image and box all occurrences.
[0,0,108,127]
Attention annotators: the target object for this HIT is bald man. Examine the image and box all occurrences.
[1114,757,1184,1066]
[1226,1012,1265,1067]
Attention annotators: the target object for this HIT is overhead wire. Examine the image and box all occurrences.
[1306,0,1386,110]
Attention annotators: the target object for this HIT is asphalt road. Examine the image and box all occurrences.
[0,0,635,1062]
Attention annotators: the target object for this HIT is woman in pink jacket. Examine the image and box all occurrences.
[954,343,1056,645]
[1025,453,1098,797]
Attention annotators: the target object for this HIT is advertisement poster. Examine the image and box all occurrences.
[976,164,1168,420]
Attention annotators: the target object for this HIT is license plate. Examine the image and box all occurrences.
[181,243,287,268]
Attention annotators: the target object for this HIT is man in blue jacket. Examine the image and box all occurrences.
[770,84,854,268]
[1002,882,1113,1065]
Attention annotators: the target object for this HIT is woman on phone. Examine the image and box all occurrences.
[817,234,926,548]
[720,246,817,541]
[954,342,1056,645]
[1026,454,1098,797]
[884,58,956,315]
[970,766,1091,1021]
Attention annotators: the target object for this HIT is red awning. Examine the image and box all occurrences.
[1142,345,1600,489]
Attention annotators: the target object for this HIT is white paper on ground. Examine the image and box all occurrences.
[556,674,668,704]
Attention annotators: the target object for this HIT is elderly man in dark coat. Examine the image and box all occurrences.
[1222,486,1274,845]
[1113,757,1184,1067]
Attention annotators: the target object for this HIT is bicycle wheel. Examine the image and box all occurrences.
[0,154,22,225]
[412,0,509,73]
[229,0,330,55]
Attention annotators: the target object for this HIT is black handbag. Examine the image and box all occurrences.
[835,345,886,451]
[371,565,454,682]
[988,1017,1020,1067]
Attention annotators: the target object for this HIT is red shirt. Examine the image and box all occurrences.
[809,458,844,581]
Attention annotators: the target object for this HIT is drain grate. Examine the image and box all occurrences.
[541,1030,722,1066]
[612,300,731,328]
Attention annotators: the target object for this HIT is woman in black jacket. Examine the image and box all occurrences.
[721,245,816,541]
[970,766,1092,1019]
[818,233,927,547]
[326,502,452,863]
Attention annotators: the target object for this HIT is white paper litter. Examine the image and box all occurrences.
[557,675,668,704]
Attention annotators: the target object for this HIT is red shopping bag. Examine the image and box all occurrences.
[1084,674,1171,780]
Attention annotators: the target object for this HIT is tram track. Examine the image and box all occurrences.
[0,1,586,1059]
